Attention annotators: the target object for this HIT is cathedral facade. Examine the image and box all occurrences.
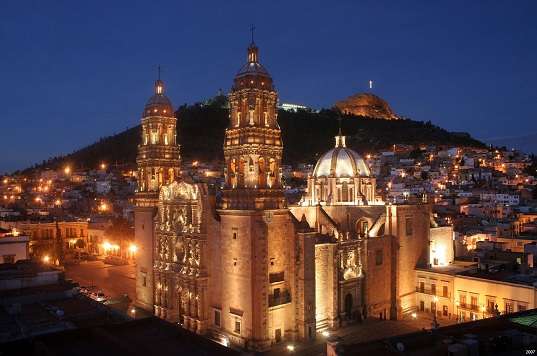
[135,40,431,352]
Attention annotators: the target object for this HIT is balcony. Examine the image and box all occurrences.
[458,303,480,312]
[415,287,451,299]
[268,290,291,307]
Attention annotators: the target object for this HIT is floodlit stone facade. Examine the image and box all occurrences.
[135,40,433,352]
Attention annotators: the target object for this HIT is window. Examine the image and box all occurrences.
[375,249,383,265]
[2,255,15,264]
[357,220,368,238]
[342,182,349,202]
[405,217,413,236]
[431,283,436,295]
[487,298,496,313]
[518,304,527,312]
[419,281,425,293]
[443,305,448,316]
[505,301,513,314]
[460,294,467,307]
[234,319,241,334]
[214,310,221,327]
[142,273,147,287]
[443,286,448,298]
[471,296,478,309]
[273,288,280,300]
[232,232,237,240]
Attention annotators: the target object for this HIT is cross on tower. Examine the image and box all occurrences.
[250,24,255,44]
[157,65,161,80]
[337,116,343,136]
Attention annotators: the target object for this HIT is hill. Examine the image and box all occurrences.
[20,103,485,173]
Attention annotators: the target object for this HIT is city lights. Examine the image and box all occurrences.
[129,244,138,254]
[42,255,50,264]
[64,166,71,175]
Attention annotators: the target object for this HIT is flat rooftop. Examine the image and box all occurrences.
[330,309,537,355]
[1,317,239,356]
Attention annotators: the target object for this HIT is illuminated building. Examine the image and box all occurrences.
[279,102,308,112]
[136,38,434,352]
[0,228,29,263]
[135,74,181,311]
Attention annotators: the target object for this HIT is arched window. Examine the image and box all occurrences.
[258,158,266,186]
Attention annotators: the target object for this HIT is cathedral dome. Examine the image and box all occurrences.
[313,135,370,178]
[233,42,274,91]
[143,79,174,117]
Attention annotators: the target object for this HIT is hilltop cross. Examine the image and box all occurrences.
[369,80,373,89]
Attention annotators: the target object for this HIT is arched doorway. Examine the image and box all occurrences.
[345,293,353,319]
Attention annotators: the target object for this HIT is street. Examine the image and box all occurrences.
[65,260,136,301]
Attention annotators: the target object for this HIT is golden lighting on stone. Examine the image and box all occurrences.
[129,244,138,254]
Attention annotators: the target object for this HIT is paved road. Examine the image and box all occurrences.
[65,260,136,301]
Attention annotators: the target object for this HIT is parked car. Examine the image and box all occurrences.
[104,255,128,266]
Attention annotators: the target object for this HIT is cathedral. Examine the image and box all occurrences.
[134,38,431,352]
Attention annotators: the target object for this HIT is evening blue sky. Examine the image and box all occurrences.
[1,0,537,172]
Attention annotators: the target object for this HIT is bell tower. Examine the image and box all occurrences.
[216,38,300,352]
[135,74,180,311]
[221,38,285,210]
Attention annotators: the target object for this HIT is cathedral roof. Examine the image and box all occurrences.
[313,135,370,178]
[143,79,174,117]
[233,42,274,90]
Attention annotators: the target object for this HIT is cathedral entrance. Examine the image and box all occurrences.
[275,329,282,343]
[344,293,353,319]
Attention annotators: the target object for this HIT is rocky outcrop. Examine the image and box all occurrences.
[335,93,398,120]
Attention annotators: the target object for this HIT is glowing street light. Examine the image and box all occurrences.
[42,255,50,264]
[64,166,71,175]
[411,312,417,319]
[286,344,295,352]
[321,330,330,337]
[129,244,138,254]
[100,162,107,170]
